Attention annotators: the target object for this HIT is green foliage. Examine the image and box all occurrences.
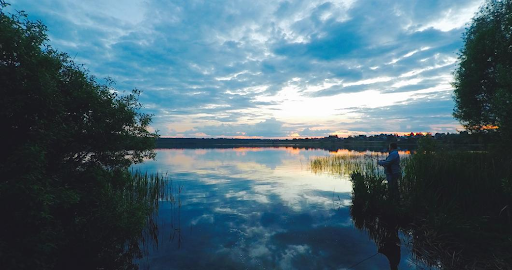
[403,152,507,220]
[453,0,512,142]
[0,5,160,269]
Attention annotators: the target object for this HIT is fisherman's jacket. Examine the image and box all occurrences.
[378,150,401,175]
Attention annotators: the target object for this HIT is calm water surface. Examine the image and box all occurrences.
[132,147,421,270]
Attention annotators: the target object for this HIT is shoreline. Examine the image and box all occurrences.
[155,138,487,151]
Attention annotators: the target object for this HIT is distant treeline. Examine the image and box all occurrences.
[342,131,495,145]
[156,131,492,150]
[155,137,393,150]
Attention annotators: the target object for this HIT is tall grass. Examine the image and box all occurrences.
[401,151,508,222]
[400,150,512,269]
[309,152,388,177]
[310,144,512,269]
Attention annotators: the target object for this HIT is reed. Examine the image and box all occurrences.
[309,152,388,177]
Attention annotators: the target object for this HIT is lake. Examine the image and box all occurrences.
[132,147,427,270]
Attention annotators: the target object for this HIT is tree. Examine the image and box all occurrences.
[453,0,512,139]
[0,3,159,269]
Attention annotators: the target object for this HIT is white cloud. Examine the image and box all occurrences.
[416,1,482,32]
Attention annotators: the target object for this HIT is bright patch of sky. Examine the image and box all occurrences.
[7,0,485,137]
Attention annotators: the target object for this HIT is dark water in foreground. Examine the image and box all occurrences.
[132,148,424,270]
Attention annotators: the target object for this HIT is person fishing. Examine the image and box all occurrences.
[378,142,401,201]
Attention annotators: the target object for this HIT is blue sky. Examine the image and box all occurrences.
[8,0,485,138]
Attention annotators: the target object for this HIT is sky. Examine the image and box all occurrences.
[8,0,485,138]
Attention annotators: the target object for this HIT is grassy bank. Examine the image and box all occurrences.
[310,141,512,269]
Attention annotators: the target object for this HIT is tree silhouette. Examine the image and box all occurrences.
[453,0,512,141]
[0,3,159,269]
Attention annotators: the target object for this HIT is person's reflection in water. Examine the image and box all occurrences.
[350,171,403,270]
[376,219,401,270]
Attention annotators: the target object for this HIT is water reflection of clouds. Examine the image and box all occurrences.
[134,148,416,269]
[225,190,270,204]
[147,148,354,207]
[190,214,214,225]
